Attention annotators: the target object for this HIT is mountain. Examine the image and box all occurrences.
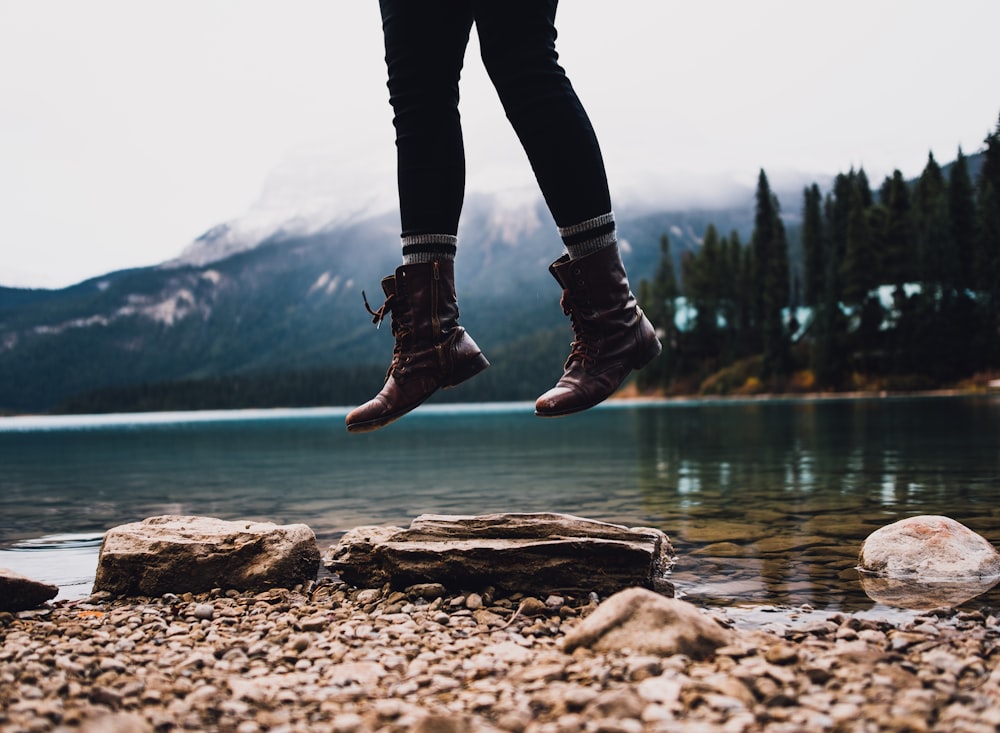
[0,181,792,413]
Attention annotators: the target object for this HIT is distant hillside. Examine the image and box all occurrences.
[0,190,777,413]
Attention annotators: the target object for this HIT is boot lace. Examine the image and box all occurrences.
[362,290,412,378]
[561,291,599,368]
[362,290,392,328]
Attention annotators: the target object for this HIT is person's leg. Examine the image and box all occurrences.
[381,0,473,263]
[346,0,488,433]
[473,0,615,256]
[474,0,661,416]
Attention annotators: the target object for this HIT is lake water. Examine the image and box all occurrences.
[2,396,999,616]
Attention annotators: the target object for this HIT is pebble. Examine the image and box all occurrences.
[2,579,1000,732]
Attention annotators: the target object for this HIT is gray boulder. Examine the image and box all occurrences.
[93,515,320,597]
[562,587,731,659]
[0,567,59,612]
[858,515,1000,581]
[325,512,674,595]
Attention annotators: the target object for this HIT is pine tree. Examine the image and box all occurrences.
[810,231,846,389]
[718,232,740,363]
[866,202,889,288]
[909,152,959,377]
[827,171,855,298]
[735,233,756,358]
[841,181,876,305]
[802,184,825,306]
[856,168,874,209]
[913,152,956,291]
[878,170,915,289]
[752,170,791,378]
[974,114,1000,367]
[637,234,680,390]
[949,148,977,293]
[975,115,1000,291]
[942,148,981,374]
[685,224,723,353]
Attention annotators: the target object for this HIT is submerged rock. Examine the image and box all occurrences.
[0,567,58,612]
[325,512,674,595]
[562,587,731,659]
[93,515,320,597]
[858,515,1000,581]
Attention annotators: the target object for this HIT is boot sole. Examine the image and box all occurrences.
[346,354,490,433]
[534,338,662,419]
[346,397,434,433]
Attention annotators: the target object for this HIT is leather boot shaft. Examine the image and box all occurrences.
[392,259,461,347]
[535,245,661,417]
[550,248,642,337]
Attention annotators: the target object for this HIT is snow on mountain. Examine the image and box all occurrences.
[162,138,821,273]
[166,144,398,269]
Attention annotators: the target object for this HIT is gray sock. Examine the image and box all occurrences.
[401,234,458,265]
[558,212,617,259]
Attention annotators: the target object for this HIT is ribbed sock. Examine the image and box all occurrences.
[558,212,617,259]
[401,234,458,265]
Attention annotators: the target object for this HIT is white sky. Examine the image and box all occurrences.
[2,0,998,288]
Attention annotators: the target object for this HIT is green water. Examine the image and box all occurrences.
[1,396,998,611]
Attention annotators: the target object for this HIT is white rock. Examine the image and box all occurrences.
[637,675,683,704]
[858,515,1000,581]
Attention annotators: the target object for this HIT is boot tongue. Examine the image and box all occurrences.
[380,275,397,297]
[380,276,415,342]
[548,254,572,286]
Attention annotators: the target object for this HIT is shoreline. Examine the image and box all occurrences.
[609,384,998,405]
[3,578,1000,732]
[2,384,997,421]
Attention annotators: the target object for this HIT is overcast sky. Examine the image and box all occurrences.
[2,1,998,289]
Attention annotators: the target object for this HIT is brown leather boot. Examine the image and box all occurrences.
[346,259,489,433]
[535,246,661,417]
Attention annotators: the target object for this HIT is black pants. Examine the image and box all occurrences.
[379,0,612,239]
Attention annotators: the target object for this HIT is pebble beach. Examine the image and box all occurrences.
[3,577,1000,733]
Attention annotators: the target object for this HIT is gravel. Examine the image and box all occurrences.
[2,578,1000,732]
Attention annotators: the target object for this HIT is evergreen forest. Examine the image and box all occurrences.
[636,115,1000,397]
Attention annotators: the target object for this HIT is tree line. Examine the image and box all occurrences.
[53,328,571,413]
[638,114,1000,395]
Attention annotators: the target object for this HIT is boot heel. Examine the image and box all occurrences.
[633,338,662,370]
[445,352,490,388]
[441,327,489,388]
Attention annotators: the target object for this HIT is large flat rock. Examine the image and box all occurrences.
[325,512,674,595]
[94,515,320,597]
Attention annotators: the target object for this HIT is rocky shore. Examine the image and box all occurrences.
[3,576,1000,733]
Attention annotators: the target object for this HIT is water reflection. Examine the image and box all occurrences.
[1,397,998,611]
[633,396,1000,611]
[858,573,1000,610]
